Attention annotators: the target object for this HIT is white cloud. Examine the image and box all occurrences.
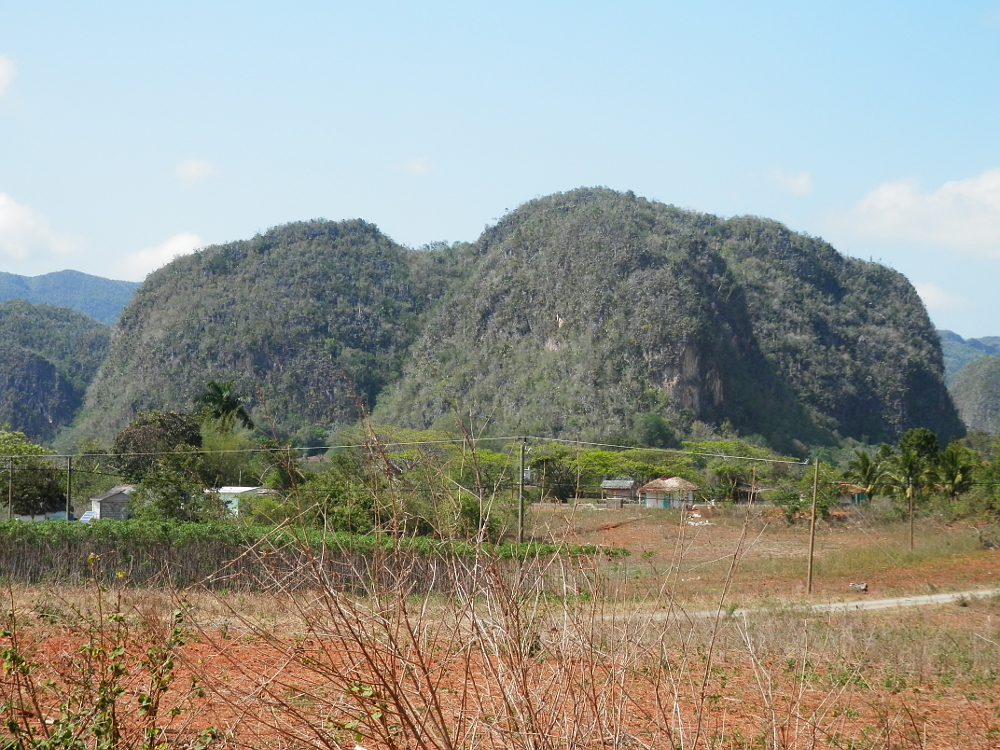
[402,157,432,175]
[0,193,76,261]
[122,232,204,279]
[174,159,217,183]
[914,283,972,314]
[0,56,15,97]
[847,168,1000,256]
[769,169,812,196]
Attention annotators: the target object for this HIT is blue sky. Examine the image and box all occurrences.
[1,1,999,336]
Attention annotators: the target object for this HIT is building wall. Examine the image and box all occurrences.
[93,497,130,521]
[642,491,694,509]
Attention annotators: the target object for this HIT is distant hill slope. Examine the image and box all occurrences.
[71,220,464,442]
[939,330,1000,383]
[0,300,111,441]
[374,188,962,450]
[0,270,139,325]
[949,355,1000,434]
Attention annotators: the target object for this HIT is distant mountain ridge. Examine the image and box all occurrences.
[940,331,1000,434]
[0,270,139,325]
[939,330,1000,383]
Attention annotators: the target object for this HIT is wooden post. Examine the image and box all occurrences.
[517,439,526,544]
[65,456,73,521]
[909,486,915,552]
[806,459,820,594]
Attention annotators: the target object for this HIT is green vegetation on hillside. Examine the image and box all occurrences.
[718,217,959,445]
[0,300,111,441]
[939,330,1000,382]
[65,189,961,455]
[949,355,1000,434]
[71,221,467,443]
[375,188,962,450]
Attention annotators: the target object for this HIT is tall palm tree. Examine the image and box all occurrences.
[194,380,254,432]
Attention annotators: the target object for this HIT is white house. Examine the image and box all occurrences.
[637,477,699,509]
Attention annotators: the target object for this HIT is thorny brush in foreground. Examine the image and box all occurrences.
[1,555,216,750]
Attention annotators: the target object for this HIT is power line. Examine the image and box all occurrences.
[0,435,808,466]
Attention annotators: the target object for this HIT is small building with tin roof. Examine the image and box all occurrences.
[600,477,637,507]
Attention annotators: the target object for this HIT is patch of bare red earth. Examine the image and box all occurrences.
[7,624,1000,749]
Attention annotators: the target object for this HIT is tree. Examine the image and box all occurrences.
[935,440,977,503]
[529,449,576,503]
[634,414,677,449]
[112,411,202,481]
[844,447,890,498]
[194,380,254,432]
[197,428,257,489]
[0,429,65,517]
[898,428,940,463]
[711,463,750,503]
[127,445,227,522]
[298,454,376,533]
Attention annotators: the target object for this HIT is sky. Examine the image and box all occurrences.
[1,1,999,337]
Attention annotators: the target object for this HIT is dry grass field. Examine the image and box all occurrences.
[4,504,1000,749]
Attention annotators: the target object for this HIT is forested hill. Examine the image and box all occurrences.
[374,188,962,450]
[69,189,961,451]
[0,270,139,324]
[71,220,466,442]
[948,355,1000,435]
[0,300,111,441]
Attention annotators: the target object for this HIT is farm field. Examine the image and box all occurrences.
[4,505,1000,749]
[529,503,1000,603]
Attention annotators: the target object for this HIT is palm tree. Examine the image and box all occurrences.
[194,380,254,432]
[935,441,977,503]
[844,448,890,499]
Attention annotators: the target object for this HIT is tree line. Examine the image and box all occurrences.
[7,376,1000,545]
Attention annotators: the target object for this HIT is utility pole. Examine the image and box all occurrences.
[909,482,915,552]
[7,457,12,521]
[806,459,820,594]
[517,439,526,544]
[65,456,73,521]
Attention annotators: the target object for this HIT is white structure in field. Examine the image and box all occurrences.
[637,476,699,509]
[213,486,277,514]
